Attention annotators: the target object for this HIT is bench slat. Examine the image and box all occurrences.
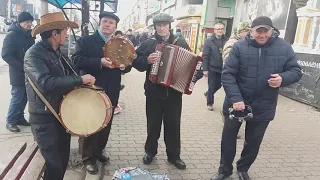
[0,143,27,179]
[20,150,45,180]
[3,143,38,180]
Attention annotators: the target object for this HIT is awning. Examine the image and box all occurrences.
[46,0,118,12]
[171,19,183,28]
[47,0,80,7]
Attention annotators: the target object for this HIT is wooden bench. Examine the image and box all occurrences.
[0,142,45,180]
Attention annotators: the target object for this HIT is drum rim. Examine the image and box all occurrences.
[103,37,136,68]
[58,87,113,137]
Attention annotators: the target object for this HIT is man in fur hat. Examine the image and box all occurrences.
[24,12,96,180]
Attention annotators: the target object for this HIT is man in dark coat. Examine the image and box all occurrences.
[202,23,228,111]
[72,12,131,174]
[132,13,190,170]
[210,16,302,180]
[126,29,137,46]
[24,12,96,180]
[1,12,35,132]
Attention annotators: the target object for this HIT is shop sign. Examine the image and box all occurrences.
[190,26,197,52]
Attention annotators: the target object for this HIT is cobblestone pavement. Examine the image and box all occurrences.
[94,69,320,180]
[0,35,319,179]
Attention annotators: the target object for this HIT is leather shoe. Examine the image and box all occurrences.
[98,155,110,163]
[143,153,154,165]
[6,124,20,132]
[238,171,251,180]
[168,158,186,170]
[17,118,30,126]
[85,164,98,175]
[210,173,231,180]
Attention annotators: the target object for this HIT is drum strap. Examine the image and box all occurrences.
[27,76,62,124]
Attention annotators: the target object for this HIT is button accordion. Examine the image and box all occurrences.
[149,43,203,95]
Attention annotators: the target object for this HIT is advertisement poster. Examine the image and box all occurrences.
[240,0,292,33]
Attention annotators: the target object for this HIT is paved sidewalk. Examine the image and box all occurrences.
[0,63,319,179]
[91,69,320,180]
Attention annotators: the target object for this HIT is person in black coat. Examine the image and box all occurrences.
[1,12,35,132]
[202,23,228,111]
[24,12,96,180]
[126,29,137,46]
[132,13,191,170]
[211,16,302,180]
[139,32,149,44]
[72,12,131,174]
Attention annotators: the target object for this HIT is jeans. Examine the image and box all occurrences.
[207,72,222,106]
[6,85,27,124]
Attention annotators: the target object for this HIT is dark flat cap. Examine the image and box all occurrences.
[99,12,120,23]
[251,16,274,30]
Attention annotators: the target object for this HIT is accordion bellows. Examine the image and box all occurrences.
[149,43,203,95]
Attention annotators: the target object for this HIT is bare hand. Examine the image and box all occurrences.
[101,57,114,69]
[203,71,208,78]
[268,74,282,88]
[81,74,96,85]
[147,53,160,64]
[233,101,245,111]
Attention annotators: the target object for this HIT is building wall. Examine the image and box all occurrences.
[218,0,236,16]
[0,0,7,17]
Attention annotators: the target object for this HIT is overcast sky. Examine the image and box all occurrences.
[116,0,138,22]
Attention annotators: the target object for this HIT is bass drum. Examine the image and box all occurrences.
[59,85,113,136]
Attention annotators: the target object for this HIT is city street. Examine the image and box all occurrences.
[0,33,320,179]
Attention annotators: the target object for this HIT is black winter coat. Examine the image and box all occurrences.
[222,31,302,121]
[24,40,83,121]
[132,33,192,99]
[202,34,228,73]
[72,31,131,106]
[2,22,35,85]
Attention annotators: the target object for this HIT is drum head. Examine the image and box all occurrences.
[60,88,112,136]
[104,37,136,69]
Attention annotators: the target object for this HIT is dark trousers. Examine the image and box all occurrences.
[30,114,71,180]
[207,71,221,106]
[79,112,114,165]
[219,115,269,175]
[6,85,27,124]
[145,95,182,160]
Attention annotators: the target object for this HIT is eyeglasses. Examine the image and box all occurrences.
[215,28,224,31]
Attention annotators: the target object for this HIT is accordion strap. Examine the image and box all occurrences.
[172,37,179,45]
[27,76,62,123]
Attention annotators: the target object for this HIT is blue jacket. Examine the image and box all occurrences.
[222,30,302,121]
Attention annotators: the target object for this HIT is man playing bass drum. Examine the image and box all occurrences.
[132,13,190,170]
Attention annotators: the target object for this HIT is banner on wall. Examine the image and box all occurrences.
[279,53,320,109]
[240,0,292,38]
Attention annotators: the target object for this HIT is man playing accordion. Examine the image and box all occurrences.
[132,13,190,170]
